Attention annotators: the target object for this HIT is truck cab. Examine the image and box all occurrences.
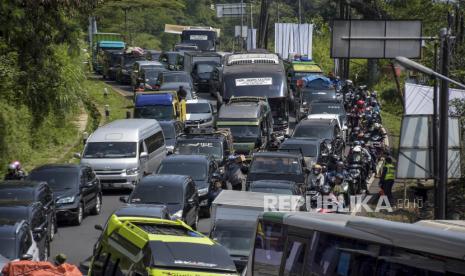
[216,97,273,156]
[180,27,219,51]
[134,92,186,122]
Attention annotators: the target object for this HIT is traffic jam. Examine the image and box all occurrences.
[1,27,465,276]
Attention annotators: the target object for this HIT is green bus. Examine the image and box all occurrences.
[245,212,465,275]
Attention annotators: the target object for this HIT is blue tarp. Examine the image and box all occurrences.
[98,41,125,49]
[135,93,173,107]
[303,75,333,88]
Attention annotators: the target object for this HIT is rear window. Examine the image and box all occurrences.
[250,156,301,174]
[164,74,189,83]
[0,188,34,203]
[149,241,236,272]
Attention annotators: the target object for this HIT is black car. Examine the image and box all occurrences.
[192,61,219,93]
[0,220,42,267]
[145,50,162,61]
[136,67,169,91]
[174,128,234,166]
[292,118,344,156]
[116,53,146,84]
[159,120,184,153]
[102,50,124,80]
[156,155,219,214]
[28,164,102,226]
[279,137,321,168]
[308,100,347,128]
[0,181,56,241]
[114,204,171,220]
[246,152,308,190]
[159,51,184,71]
[156,71,195,99]
[249,179,302,195]
[121,175,199,229]
[0,202,49,260]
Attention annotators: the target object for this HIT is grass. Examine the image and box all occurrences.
[381,110,401,158]
[60,78,132,164]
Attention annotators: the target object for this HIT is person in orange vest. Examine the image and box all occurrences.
[380,156,396,203]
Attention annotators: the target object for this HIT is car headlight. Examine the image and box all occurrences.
[57,196,75,204]
[126,168,139,175]
[198,187,208,196]
[172,210,183,220]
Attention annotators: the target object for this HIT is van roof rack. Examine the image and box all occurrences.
[227,53,279,66]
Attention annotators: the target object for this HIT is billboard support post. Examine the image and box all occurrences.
[438,28,451,219]
[432,41,439,219]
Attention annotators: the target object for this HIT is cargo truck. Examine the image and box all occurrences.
[91,32,125,73]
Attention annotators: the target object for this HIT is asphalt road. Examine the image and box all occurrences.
[50,82,213,267]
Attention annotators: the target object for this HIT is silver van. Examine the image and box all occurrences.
[78,119,166,189]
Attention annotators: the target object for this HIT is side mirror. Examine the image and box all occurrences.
[94,224,104,231]
[119,196,129,203]
[140,152,148,159]
[74,152,82,159]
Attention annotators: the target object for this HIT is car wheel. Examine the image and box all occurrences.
[90,195,102,215]
[73,202,84,226]
[192,212,199,230]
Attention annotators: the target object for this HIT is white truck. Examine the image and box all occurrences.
[210,190,301,272]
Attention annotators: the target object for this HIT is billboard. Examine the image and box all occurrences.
[404,82,465,115]
[331,20,422,59]
[275,23,313,60]
[216,3,246,18]
[397,115,462,179]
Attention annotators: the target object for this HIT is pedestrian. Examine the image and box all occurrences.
[380,156,396,203]
[177,85,187,100]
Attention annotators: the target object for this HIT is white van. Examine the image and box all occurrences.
[78,119,166,189]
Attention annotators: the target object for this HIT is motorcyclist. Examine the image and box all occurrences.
[310,164,325,188]
[331,173,347,208]
[371,123,387,140]
[327,154,341,172]
[224,155,246,191]
[329,161,348,180]
[371,99,381,113]
[177,85,187,100]
[4,161,26,180]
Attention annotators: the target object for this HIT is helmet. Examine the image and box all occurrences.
[353,127,360,133]
[312,164,322,175]
[360,141,366,147]
[12,161,21,170]
[8,163,17,172]
[228,155,236,161]
[357,100,365,107]
[336,161,344,168]
[353,146,362,153]
[371,91,377,98]
[365,106,372,112]
[374,123,381,129]
[346,79,353,86]
[321,165,328,173]
[335,173,344,180]
[331,154,340,161]
[371,100,378,106]
[353,141,361,147]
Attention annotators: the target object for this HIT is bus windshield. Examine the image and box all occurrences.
[134,106,173,121]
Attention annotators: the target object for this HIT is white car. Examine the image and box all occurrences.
[307,113,347,141]
[185,99,214,128]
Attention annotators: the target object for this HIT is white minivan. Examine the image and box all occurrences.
[78,119,166,189]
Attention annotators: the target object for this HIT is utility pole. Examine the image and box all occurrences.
[437,27,451,219]
[432,41,439,219]
[241,0,244,51]
[298,0,302,25]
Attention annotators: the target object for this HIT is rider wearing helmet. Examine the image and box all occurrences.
[371,99,381,113]
[310,164,325,187]
[4,161,26,180]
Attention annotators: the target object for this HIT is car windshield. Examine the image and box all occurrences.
[0,189,34,203]
[196,63,215,74]
[223,125,260,139]
[280,143,318,157]
[160,124,176,140]
[124,56,144,67]
[302,89,336,103]
[83,142,137,158]
[250,186,293,195]
[310,103,344,115]
[149,241,236,272]
[211,223,255,256]
[175,141,222,160]
[158,162,207,181]
[250,156,301,174]
[186,103,211,114]
[28,168,78,191]
[0,237,16,260]
[164,74,189,83]
[293,124,333,140]
[144,69,164,79]
[134,106,173,121]
[130,183,183,204]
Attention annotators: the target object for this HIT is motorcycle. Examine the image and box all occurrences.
[347,164,365,195]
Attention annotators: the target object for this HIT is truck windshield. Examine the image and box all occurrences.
[211,222,256,257]
[175,141,222,160]
[223,125,260,139]
[293,124,333,140]
[250,156,301,174]
[134,106,173,121]
[83,142,137,158]
[181,31,215,51]
[268,98,287,122]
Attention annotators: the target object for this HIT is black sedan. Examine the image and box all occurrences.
[121,175,200,229]
[28,164,102,226]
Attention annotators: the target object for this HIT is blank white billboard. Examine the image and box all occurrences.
[405,82,465,115]
[275,23,313,60]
